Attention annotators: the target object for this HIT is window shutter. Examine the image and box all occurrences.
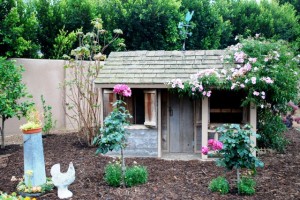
[103,89,116,118]
[144,90,157,127]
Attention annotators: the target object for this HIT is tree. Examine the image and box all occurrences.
[97,0,182,50]
[0,58,32,149]
[180,0,230,50]
[63,0,94,33]
[62,18,125,146]
[215,0,300,51]
[278,0,300,15]
[0,0,39,58]
[34,0,65,58]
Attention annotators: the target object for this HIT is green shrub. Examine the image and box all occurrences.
[125,165,148,187]
[238,177,256,195]
[104,163,122,187]
[258,109,288,153]
[208,176,230,194]
[104,163,148,187]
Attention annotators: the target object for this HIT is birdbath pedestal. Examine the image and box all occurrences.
[23,128,46,187]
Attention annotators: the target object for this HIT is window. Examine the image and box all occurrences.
[209,90,245,123]
[103,89,157,126]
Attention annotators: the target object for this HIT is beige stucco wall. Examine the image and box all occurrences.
[5,59,66,135]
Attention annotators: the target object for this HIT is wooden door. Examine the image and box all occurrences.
[169,94,194,153]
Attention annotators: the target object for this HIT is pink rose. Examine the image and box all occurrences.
[201,146,209,155]
[113,84,132,97]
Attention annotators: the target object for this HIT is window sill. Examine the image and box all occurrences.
[126,125,150,130]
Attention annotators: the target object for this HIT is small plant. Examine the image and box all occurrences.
[104,160,148,188]
[125,165,148,187]
[41,95,56,135]
[237,176,256,195]
[16,177,54,194]
[216,124,264,194]
[0,192,28,200]
[208,176,230,195]
[93,84,132,187]
[104,163,122,187]
[19,106,42,131]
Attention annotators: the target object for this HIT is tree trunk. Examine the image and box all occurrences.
[121,147,126,188]
[1,118,5,149]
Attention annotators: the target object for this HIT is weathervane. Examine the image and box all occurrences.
[178,11,194,51]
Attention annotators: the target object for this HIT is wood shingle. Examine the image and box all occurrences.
[95,50,226,88]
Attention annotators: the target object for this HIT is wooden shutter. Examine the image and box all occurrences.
[123,96,134,124]
[144,90,157,127]
[103,89,116,118]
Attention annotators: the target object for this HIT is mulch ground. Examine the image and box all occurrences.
[1,129,299,200]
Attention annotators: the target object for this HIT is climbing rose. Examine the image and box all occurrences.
[113,84,132,97]
[253,91,260,96]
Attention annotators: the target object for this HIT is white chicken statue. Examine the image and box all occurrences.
[50,162,76,199]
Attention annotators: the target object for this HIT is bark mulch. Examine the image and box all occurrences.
[0,129,299,200]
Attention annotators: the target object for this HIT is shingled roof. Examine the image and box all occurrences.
[94,50,226,88]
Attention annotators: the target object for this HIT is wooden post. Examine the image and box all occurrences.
[201,97,209,159]
[157,90,162,158]
[99,88,104,127]
[193,100,197,153]
[249,103,257,157]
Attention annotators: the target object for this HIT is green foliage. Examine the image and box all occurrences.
[258,109,288,153]
[104,163,122,187]
[216,124,264,171]
[52,28,77,59]
[0,58,32,148]
[34,0,65,58]
[104,162,148,187]
[63,0,94,33]
[216,0,300,51]
[181,0,230,50]
[0,0,39,58]
[237,176,256,195]
[278,0,300,15]
[93,100,132,154]
[125,165,148,187]
[208,176,230,195]
[0,192,26,200]
[97,0,182,51]
[41,95,56,135]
